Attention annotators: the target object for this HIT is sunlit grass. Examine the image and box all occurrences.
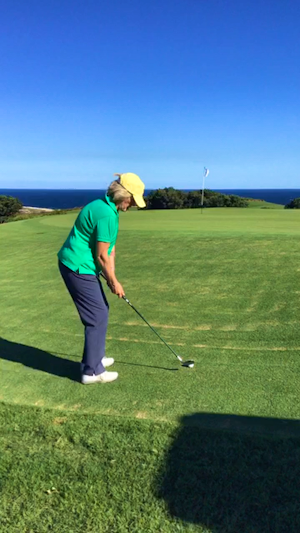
[1,207,300,532]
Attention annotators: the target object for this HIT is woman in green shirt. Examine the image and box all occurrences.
[58,173,146,384]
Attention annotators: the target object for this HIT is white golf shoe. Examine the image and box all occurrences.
[81,371,119,385]
[80,357,115,374]
[102,357,115,368]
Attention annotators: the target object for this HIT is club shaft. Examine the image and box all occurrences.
[99,273,182,362]
[123,297,182,361]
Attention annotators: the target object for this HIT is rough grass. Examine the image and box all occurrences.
[2,404,300,532]
[246,199,284,208]
[1,207,300,532]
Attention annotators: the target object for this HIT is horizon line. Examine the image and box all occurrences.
[1,187,300,191]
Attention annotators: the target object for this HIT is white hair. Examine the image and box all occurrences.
[106,179,132,205]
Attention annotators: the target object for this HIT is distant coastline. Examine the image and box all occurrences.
[1,188,299,210]
[21,206,54,212]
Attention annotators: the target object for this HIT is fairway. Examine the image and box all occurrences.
[1,208,300,419]
[1,207,300,532]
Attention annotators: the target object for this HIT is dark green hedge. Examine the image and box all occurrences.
[285,198,300,209]
[0,195,23,223]
[145,188,249,209]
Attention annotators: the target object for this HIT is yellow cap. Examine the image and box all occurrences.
[115,172,146,208]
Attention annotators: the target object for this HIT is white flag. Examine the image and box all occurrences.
[204,167,209,177]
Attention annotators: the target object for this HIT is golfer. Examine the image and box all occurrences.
[58,173,146,384]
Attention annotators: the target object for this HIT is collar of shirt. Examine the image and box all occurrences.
[105,194,119,215]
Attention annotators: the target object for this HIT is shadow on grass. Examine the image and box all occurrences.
[0,339,175,380]
[0,337,79,381]
[157,412,300,533]
[52,353,177,372]
[115,360,178,372]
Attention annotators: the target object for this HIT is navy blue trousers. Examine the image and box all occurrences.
[59,261,109,376]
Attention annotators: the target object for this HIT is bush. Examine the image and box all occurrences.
[146,188,249,209]
[0,196,23,223]
[226,194,249,207]
[185,190,203,208]
[285,198,300,209]
[146,188,185,209]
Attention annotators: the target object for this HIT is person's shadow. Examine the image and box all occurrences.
[0,337,80,381]
[157,412,300,533]
[0,338,175,380]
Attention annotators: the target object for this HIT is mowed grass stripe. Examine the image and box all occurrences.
[0,208,300,421]
[1,209,300,532]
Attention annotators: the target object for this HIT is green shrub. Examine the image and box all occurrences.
[145,188,185,209]
[0,195,23,223]
[185,190,203,208]
[285,198,300,209]
[146,188,249,209]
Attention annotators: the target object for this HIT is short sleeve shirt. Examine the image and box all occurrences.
[57,195,119,274]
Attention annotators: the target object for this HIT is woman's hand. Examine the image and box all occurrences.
[108,280,125,298]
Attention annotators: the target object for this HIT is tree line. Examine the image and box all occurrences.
[145,188,300,210]
[1,192,300,223]
[145,188,249,209]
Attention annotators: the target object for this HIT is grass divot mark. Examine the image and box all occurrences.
[53,417,67,425]
[124,321,147,327]
[107,336,186,347]
[152,323,189,330]
[246,303,259,313]
[34,400,44,406]
[135,411,148,419]
[269,347,288,351]
[192,344,299,352]
[124,321,190,330]
[198,288,211,294]
[222,345,291,352]
[215,294,228,300]
[125,321,213,331]
[242,324,258,331]
[193,344,208,348]
[271,303,285,312]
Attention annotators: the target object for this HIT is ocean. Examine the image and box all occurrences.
[0,188,299,209]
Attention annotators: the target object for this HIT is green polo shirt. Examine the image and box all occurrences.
[57,195,119,275]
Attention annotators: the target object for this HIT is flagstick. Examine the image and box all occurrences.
[201,169,205,214]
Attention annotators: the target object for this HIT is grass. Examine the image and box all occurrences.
[1,207,300,531]
[2,405,300,532]
[246,198,284,209]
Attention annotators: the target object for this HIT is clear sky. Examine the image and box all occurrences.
[1,0,299,189]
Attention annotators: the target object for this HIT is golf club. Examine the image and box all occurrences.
[100,273,194,368]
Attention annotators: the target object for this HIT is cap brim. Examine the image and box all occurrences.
[133,195,146,208]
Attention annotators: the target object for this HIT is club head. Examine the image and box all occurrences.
[181,360,195,368]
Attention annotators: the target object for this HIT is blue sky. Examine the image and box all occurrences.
[0,0,299,189]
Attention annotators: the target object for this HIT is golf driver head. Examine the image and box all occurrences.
[181,360,195,368]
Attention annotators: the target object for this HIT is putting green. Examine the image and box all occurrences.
[39,206,300,236]
[1,208,300,422]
